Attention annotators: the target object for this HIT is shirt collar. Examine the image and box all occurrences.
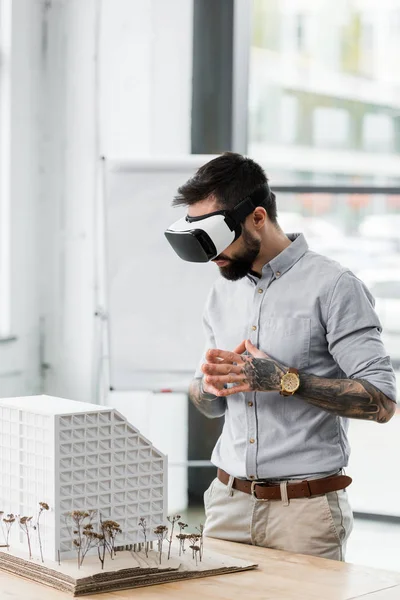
[264,233,308,278]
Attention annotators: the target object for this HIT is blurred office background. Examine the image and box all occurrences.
[0,0,399,571]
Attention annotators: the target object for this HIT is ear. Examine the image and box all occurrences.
[252,206,267,229]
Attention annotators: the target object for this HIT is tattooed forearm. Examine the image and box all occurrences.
[188,378,226,419]
[298,374,396,423]
[242,358,285,392]
[240,357,395,423]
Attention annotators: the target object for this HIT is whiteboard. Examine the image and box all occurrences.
[104,156,219,390]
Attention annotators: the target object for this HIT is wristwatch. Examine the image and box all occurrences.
[280,367,300,396]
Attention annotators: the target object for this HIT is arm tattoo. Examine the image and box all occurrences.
[188,378,226,419]
[240,358,395,423]
[298,374,396,423]
[242,358,284,392]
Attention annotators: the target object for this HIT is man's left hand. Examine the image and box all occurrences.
[202,339,286,397]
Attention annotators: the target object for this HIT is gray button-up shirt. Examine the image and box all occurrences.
[194,234,397,480]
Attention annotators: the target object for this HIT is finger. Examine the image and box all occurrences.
[204,382,225,396]
[205,374,248,385]
[233,340,247,355]
[207,348,243,364]
[202,363,242,376]
[245,339,256,353]
[205,349,227,364]
[205,353,229,364]
[216,384,250,397]
[245,339,270,359]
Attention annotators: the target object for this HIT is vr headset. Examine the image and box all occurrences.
[165,184,271,263]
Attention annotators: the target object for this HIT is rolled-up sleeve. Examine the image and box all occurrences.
[326,271,397,402]
[193,306,226,418]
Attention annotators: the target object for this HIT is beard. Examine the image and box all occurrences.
[218,228,261,281]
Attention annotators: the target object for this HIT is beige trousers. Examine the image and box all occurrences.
[203,476,354,561]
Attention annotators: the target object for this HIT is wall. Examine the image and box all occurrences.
[1,0,193,511]
[0,0,42,397]
[38,0,193,402]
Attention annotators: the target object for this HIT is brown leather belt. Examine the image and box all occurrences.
[217,468,352,501]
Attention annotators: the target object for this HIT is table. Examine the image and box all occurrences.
[1,538,400,600]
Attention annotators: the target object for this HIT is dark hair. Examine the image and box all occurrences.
[173,152,277,223]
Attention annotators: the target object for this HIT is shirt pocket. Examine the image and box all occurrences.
[261,317,311,370]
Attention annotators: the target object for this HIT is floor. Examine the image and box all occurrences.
[181,506,400,573]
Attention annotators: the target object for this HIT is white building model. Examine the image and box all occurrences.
[0,395,167,562]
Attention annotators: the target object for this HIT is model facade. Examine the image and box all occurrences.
[0,395,167,561]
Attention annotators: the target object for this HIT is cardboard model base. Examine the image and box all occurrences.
[0,543,257,596]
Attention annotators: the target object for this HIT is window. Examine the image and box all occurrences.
[248,0,400,406]
[250,0,400,157]
[363,114,394,153]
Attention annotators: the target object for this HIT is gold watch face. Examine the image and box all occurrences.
[281,372,300,393]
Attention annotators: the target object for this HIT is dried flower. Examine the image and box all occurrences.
[67,509,98,568]
[36,502,50,563]
[18,516,34,559]
[100,520,122,559]
[3,515,15,551]
[189,544,201,566]
[154,525,168,564]
[188,534,201,560]
[177,522,188,555]
[138,517,149,558]
[166,515,181,560]
[196,524,204,561]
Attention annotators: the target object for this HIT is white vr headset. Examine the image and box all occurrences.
[164,185,271,262]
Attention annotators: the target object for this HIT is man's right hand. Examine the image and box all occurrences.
[201,341,246,395]
[202,377,224,396]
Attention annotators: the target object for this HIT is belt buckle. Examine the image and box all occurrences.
[250,481,269,502]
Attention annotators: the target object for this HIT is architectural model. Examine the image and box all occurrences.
[0,395,167,561]
[0,541,257,596]
[0,394,257,595]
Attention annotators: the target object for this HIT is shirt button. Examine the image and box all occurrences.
[251,325,257,331]
[249,438,255,444]
[258,288,263,294]
[248,401,253,407]
[249,475,255,479]
[276,271,281,277]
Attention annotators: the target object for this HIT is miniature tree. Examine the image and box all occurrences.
[100,520,122,559]
[3,514,15,550]
[196,524,204,561]
[188,534,201,560]
[68,510,94,568]
[153,525,168,564]
[189,544,201,566]
[176,533,185,556]
[175,521,188,556]
[36,502,49,563]
[0,511,6,547]
[18,516,34,559]
[66,510,121,569]
[138,517,149,558]
[178,521,188,536]
[80,523,101,566]
[96,532,107,570]
[166,514,181,560]
[180,533,190,554]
